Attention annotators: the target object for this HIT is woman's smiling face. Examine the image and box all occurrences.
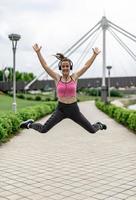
[61,61,71,76]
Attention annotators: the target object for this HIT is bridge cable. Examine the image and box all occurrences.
[108,20,136,42]
[74,29,102,71]
[25,21,100,90]
[108,28,136,62]
[25,21,101,90]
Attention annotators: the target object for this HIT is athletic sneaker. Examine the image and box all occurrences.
[20,119,34,129]
[96,122,107,130]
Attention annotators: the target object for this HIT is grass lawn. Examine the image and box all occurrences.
[0,94,43,113]
[0,92,97,113]
[0,92,120,114]
[78,93,99,101]
[17,92,55,101]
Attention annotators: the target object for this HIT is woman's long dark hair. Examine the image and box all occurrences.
[54,53,73,70]
[54,53,69,62]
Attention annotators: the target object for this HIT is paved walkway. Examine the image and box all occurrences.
[0,101,136,200]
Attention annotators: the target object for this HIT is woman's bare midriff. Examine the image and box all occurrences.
[58,96,77,104]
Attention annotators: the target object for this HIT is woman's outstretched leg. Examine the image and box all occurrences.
[20,108,65,133]
[70,111,107,134]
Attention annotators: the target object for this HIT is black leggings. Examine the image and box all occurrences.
[29,101,100,134]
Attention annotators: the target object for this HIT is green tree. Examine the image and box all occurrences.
[0,67,35,82]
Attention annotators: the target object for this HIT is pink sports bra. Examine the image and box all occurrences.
[57,76,77,97]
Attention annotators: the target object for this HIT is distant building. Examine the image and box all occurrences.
[0,76,136,92]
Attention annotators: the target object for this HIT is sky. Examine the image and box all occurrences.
[0,0,136,80]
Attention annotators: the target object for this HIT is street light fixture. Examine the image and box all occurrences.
[4,68,10,82]
[8,33,21,112]
[106,65,112,101]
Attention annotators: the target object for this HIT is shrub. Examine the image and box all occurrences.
[127,113,136,131]
[79,88,123,97]
[26,96,33,100]
[95,100,136,132]
[45,97,51,101]
[0,101,57,143]
[110,89,123,97]
[35,95,42,101]
[17,94,25,99]
[83,88,100,96]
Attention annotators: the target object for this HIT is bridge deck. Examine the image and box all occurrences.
[0,101,136,200]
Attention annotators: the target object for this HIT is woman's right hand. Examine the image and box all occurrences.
[33,43,42,53]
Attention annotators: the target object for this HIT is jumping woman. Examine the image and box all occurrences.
[20,44,107,133]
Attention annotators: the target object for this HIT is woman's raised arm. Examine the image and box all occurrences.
[74,47,101,79]
[33,44,60,81]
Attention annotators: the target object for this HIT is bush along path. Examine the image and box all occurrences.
[0,101,57,144]
[95,100,136,133]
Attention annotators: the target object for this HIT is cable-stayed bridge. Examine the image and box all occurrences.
[24,16,136,101]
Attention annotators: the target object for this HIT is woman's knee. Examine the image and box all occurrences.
[87,126,98,134]
[89,129,96,134]
[40,127,49,133]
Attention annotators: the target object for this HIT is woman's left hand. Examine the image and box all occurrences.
[92,47,101,55]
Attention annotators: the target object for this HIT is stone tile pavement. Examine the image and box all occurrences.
[0,101,136,200]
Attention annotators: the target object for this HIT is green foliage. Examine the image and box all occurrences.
[110,89,123,97]
[20,72,35,81]
[0,102,57,143]
[127,113,136,130]
[16,94,25,99]
[95,100,136,132]
[15,93,55,102]
[16,94,54,102]
[45,97,51,101]
[0,68,35,81]
[26,96,33,100]
[79,88,123,97]
[35,95,42,101]
[83,88,101,96]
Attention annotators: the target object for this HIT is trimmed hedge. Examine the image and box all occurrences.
[16,93,55,101]
[95,100,136,132]
[0,101,57,143]
[79,88,123,97]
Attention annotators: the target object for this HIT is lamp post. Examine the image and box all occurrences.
[96,80,100,97]
[2,67,5,82]
[106,65,112,101]
[8,33,21,112]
